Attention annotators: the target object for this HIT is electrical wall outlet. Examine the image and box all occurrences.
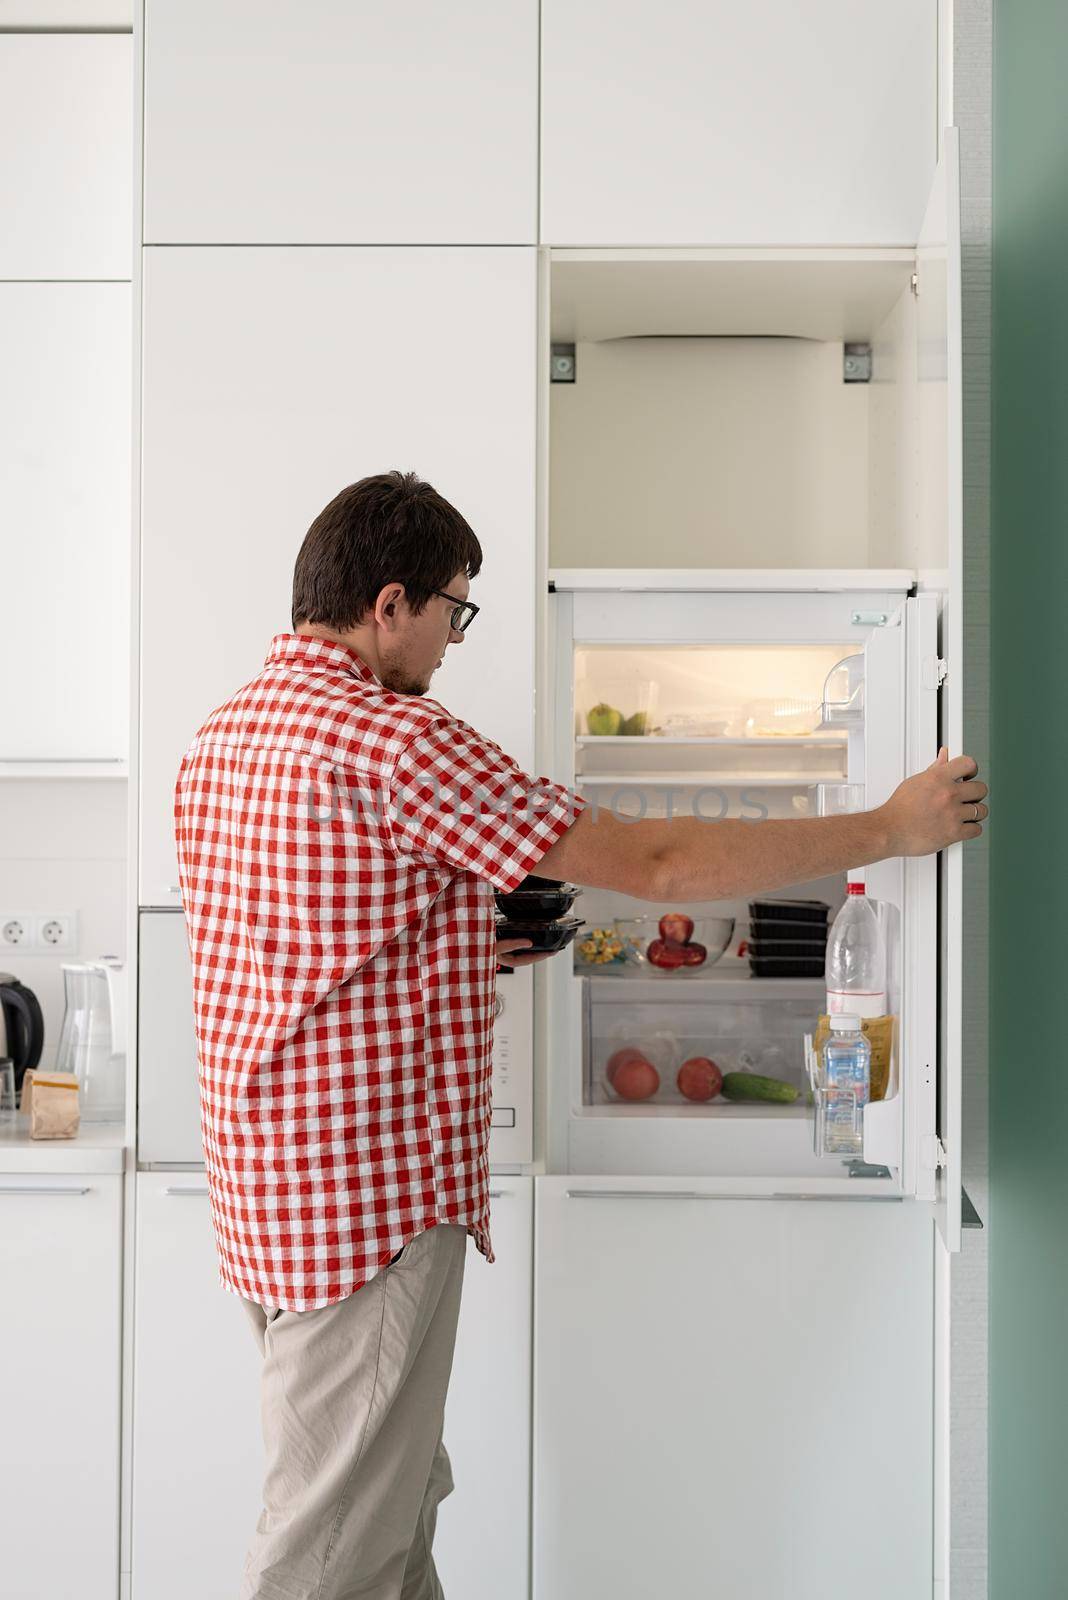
[0,912,80,952]
[36,913,78,952]
[1,913,34,948]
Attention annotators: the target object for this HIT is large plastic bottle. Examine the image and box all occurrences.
[825,880,887,1018]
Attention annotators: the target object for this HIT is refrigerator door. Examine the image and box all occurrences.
[918,130,964,1254]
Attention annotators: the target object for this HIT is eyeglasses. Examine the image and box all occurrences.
[431,588,480,633]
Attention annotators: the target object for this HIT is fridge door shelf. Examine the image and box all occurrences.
[818,652,865,729]
[862,1092,903,1171]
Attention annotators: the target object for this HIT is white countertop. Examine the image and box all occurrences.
[0,1116,127,1175]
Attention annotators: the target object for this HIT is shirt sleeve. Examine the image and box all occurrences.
[385,717,586,892]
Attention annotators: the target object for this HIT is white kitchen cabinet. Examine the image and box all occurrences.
[0,1174,122,1600]
[130,1173,263,1600]
[131,1172,531,1599]
[435,1178,533,1600]
[534,1178,933,1600]
[0,33,132,280]
[139,246,537,904]
[0,283,130,765]
[142,0,537,245]
[137,910,201,1162]
[540,0,936,247]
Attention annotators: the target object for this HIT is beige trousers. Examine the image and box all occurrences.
[238,1223,468,1600]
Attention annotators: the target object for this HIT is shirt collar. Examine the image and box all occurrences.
[265,632,380,685]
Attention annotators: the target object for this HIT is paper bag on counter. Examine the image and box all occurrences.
[813,1014,896,1103]
[21,1070,81,1140]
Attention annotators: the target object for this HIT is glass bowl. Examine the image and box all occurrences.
[610,914,736,971]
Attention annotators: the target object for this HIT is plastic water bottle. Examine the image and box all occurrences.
[821,1013,871,1155]
[825,880,887,1019]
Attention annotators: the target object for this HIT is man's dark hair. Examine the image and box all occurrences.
[291,471,483,631]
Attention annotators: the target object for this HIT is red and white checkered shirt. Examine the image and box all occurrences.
[174,633,580,1311]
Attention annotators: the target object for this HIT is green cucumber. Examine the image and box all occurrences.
[720,1071,799,1104]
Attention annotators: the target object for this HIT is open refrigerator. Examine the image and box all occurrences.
[545,578,960,1236]
[537,135,964,1257]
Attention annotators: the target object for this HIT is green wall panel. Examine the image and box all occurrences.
[991,2,1068,1594]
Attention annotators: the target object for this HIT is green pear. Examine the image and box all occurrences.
[621,711,649,736]
[587,703,623,736]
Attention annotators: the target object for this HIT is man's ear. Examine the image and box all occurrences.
[375,582,406,629]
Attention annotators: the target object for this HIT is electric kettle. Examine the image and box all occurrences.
[0,974,45,1091]
[56,957,127,1122]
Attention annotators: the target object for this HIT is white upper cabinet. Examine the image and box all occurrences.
[142,0,538,244]
[540,0,937,246]
[0,284,130,764]
[0,34,132,279]
[139,246,537,904]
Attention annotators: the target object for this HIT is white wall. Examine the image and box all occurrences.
[0,781,127,1069]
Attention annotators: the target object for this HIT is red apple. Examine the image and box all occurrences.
[605,1046,645,1087]
[611,1057,661,1101]
[680,942,707,966]
[677,1057,723,1102]
[658,913,694,946]
[647,938,687,969]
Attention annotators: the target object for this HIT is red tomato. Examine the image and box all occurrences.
[605,1046,645,1087]
[611,1057,661,1101]
[677,1057,723,1102]
[647,938,687,969]
[658,913,694,946]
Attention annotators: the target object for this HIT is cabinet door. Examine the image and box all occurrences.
[0,284,130,763]
[435,1179,533,1600]
[0,1175,121,1600]
[541,0,936,246]
[534,1179,933,1600]
[131,1174,263,1600]
[142,1,537,245]
[916,132,964,1252]
[139,246,537,904]
[0,34,132,279]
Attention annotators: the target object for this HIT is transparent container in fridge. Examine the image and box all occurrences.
[585,986,822,1109]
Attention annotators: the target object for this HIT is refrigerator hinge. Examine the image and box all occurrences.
[550,343,576,383]
[851,607,901,627]
[921,655,949,690]
[921,1135,947,1171]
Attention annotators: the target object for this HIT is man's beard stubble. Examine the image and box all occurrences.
[377,644,429,697]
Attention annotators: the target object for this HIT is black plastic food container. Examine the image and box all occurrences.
[494,882,582,922]
[747,898,830,925]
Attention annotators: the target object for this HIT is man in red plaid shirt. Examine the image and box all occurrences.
[175,471,986,1600]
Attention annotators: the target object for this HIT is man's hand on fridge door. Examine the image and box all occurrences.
[878,747,989,857]
[495,936,556,970]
